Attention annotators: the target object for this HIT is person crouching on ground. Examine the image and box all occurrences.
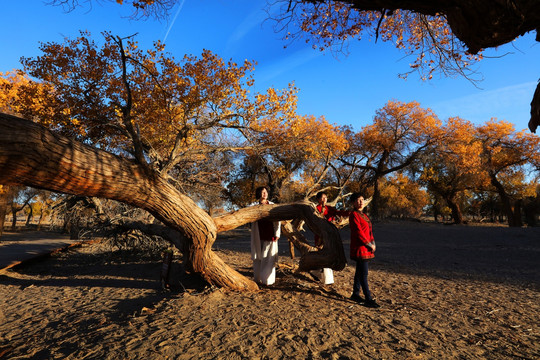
[250,186,281,286]
[349,192,379,308]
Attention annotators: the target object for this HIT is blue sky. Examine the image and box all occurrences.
[2,0,539,132]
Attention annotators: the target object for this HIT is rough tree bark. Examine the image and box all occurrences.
[530,81,540,133]
[0,185,9,237]
[0,113,346,290]
[489,172,523,227]
[281,219,319,258]
[444,194,464,225]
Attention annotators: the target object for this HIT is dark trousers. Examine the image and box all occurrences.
[353,259,372,301]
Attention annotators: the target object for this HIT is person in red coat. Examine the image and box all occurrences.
[313,191,351,284]
[315,191,350,247]
[349,192,379,308]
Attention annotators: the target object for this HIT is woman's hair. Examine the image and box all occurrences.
[255,186,269,199]
[316,191,327,200]
[350,192,364,204]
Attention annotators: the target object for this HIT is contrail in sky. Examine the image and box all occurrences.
[432,81,536,129]
[163,0,186,43]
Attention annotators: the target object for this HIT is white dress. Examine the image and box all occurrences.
[250,201,281,285]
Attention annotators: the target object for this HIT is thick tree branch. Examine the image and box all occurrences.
[530,81,540,133]
[213,201,347,272]
[304,0,540,54]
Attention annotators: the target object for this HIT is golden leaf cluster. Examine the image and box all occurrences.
[356,100,442,156]
[419,116,539,201]
[379,173,429,218]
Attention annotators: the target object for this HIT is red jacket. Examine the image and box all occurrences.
[349,210,375,260]
[315,205,350,247]
[316,204,350,222]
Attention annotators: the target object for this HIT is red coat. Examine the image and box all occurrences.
[315,205,350,247]
[316,205,350,222]
[349,210,375,260]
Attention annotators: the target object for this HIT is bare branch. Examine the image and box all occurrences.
[113,35,147,167]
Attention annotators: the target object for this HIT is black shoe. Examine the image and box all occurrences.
[364,299,380,308]
[350,294,364,303]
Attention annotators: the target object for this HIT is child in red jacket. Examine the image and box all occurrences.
[349,192,379,308]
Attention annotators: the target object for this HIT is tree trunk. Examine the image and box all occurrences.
[523,196,539,226]
[0,112,346,290]
[512,199,523,228]
[214,202,347,272]
[490,173,523,227]
[37,210,44,230]
[26,205,34,227]
[11,205,18,230]
[0,185,9,237]
[0,113,255,290]
[281,219,318,258]
[433,206,441,223]
[69,215,79,240]
[530,81,540,133]
[371,177,381,220]
[445,195,463,224]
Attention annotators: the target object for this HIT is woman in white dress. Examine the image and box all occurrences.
[251,186,281,286]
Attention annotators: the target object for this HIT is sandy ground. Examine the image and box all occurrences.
[0,221,539,359]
